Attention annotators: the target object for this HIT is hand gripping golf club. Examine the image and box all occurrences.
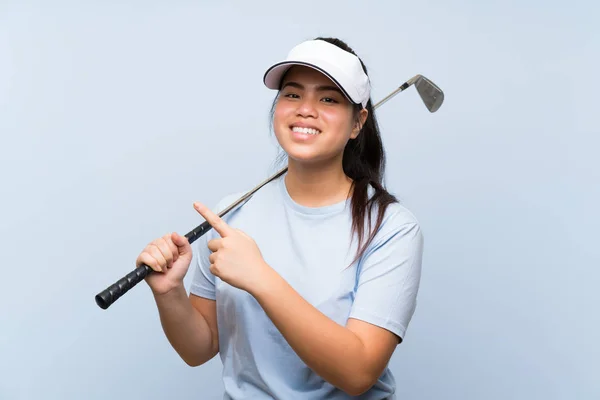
[94,74,444,310]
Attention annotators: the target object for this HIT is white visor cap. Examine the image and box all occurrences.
[263,40,371,108]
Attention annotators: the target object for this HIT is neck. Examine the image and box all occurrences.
[284,158,354,208]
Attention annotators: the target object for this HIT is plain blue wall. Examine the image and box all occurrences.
[1,1,598,399]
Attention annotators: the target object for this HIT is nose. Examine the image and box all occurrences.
[296,96,318,118]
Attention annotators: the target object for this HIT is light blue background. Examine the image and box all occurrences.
[1,1,598,399]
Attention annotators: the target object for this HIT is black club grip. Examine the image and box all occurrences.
[94,220,213,310]
[95,264,152,309]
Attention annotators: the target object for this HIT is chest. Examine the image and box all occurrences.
[217,201,361,317]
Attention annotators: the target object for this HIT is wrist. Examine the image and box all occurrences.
[152,282,186,302]
[248,261,281,299]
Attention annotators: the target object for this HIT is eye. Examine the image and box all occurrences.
[321,97,339,104]
[283,92,300,99]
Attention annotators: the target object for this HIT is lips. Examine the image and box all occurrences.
[291,126,321,135]
[290,122,321,135]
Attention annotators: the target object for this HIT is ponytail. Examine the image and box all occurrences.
[318,37,398,266]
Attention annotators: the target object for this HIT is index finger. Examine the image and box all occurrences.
[193,202,234,237]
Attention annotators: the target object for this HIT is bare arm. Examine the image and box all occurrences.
[153,285,219,367]
[251,268,398,396]
[191,202,419,395]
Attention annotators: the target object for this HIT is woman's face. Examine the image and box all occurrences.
[272,66,367,166]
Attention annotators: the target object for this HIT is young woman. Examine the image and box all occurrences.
[136,37,424,399]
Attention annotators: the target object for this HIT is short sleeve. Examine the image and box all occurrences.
[189,229,217,300]
[188,192,247,300]
[348,211,424,341]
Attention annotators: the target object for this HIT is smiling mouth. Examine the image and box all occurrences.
[291,126,321,135]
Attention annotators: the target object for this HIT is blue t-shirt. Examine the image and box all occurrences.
[190,173,423,399]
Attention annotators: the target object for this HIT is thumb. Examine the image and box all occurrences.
[171,232,191,256]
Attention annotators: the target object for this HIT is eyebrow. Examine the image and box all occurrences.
[281,81,343,94]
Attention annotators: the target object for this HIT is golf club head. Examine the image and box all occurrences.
[415,75,444,112]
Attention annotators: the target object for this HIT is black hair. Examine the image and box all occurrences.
[269,37,398,266]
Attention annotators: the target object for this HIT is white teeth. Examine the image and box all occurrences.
[292,126,321,135]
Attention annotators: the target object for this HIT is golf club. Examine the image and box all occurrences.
[94,74,444,310]
[376,74,444,112]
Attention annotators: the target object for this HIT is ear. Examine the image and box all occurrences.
[350,108,369,139]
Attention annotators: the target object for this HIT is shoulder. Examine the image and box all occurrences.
[372,196,422,233]
[380,201,420,228]
[364,184,420,229]
[365,200,424,255]
[212,190,249,214]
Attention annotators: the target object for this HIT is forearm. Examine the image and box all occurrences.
[153,285,216,366]
[250,266,374,395]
